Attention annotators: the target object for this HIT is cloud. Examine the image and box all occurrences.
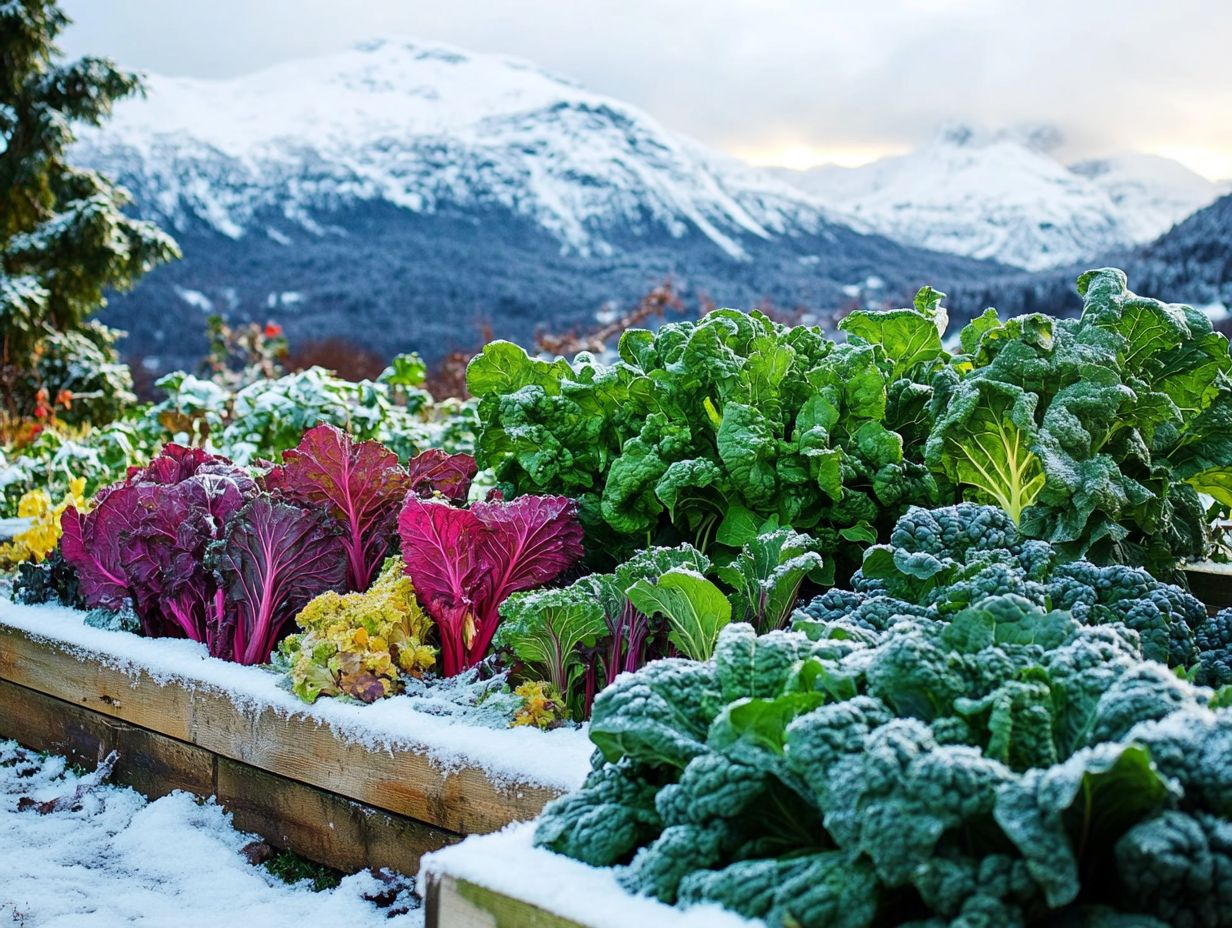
[59,0,1232,177]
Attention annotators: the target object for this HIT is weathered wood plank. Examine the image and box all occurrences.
[216,756,460,873]
[0,677,215,799]
[0,678,461,872]
[426,874,588,928]
[1185,562,1232,614]
[0,623,562,834]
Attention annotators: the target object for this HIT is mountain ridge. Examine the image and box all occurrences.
[74,36,1011,370]
[773,126,1221,271]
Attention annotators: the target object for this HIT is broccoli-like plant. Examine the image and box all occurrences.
[278,556,436,703]
[535,507,1232,926]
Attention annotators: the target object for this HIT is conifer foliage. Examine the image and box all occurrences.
[0,0,178,424]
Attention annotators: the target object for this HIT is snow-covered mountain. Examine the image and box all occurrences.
[1069,152,1226,244]
[775,126,1221,271]
[77,36,851,260]
[73,37,1005,368]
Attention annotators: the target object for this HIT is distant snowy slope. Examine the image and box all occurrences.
[776,126,1220,271]
[71,36,1007,370]
[1069,152,1224,243]
[75,36,838,260]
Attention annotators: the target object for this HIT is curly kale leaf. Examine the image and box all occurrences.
[620,822,728,904]
[1194,608,1232,687]
[785,696,894,806]
[791,587,929,641]
[911,850,1038,928]
[1042,625,1143,757]
[588,658,721,769]
[993,742,1174,907]
[712,622,821,703]
[1126,709,1232,817]
[680,850,882,928]
[860,503,1026,600]
[1114,812,1232,928]
[1048,560,1205,665]
[1088,662,1209,744]
[533,759,663,867]
[821,719,1012,888]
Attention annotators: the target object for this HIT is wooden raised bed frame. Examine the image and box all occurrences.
[426,874,589,928]
[1185,561,1232,613]
[0,620,566,874]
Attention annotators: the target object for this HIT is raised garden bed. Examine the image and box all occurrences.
[1184,559,1232,612]
[420,825,753,928]
[0,599,591,874]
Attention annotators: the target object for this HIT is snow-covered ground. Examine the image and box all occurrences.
[0,740,421,928]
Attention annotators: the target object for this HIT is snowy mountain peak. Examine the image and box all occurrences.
[74,36,836,261]
[776,127,1220,270]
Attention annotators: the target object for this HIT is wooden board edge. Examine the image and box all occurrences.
[0,677,461,874]
[1183,564,1232,613]
[426,872,590,928]
[0,620,565,833]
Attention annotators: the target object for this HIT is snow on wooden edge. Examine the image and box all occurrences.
[0,598,592,792]
[419,823,763,928]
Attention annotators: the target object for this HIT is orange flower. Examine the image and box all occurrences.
[33,388,51,420]
[55,389,73,409]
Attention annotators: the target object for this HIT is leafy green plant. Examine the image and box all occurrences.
[470,305,944,574]
[496,544,718,719]
[534,508,1232,926]
[626,568,731,661]
[716,528,825,633]
[934,268,1232,575]
[472,269,1232,577]
[493,586,606,713]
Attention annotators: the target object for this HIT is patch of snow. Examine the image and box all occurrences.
[0,740,422,927]
[420,823,762,928]
[174,286,214,312]
[776,126,1221,270]
[0,518,32,541]
[0,599,593,791]
[265,291,305,309]
[71,35,837,261]
[1197,301,1229,323]
[1070,151,1220,243]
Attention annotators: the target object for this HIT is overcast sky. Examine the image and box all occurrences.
[59,0,1232,179]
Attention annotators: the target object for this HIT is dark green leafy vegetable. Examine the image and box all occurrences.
[471,270,1232,576]
[534,506,1232,926]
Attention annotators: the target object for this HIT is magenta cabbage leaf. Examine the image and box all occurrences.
[263,424,409,590]
[397,493,584,675]
[208,495,348,665]
[405,449,478,504]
